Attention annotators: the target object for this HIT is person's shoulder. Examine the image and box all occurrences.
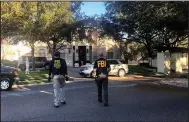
[59,58,64,60]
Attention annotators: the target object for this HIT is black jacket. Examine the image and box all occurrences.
[49,57,67,76]
[93,58,110,76]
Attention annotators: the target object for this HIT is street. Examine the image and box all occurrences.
[1,80,188,121]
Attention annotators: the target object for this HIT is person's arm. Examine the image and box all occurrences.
[61,59,67,76]
[48,61,53,82]
[106,60,111,72]
[63,59,68,76]
[93,61,97,72]
[61,59,68,81]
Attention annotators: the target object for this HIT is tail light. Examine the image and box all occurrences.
[13,71,18,77]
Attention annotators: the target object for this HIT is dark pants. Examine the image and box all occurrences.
[96,77,108,103]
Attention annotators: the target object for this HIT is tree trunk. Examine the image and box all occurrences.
[52,41,56,58]
[145,46,153,59]
[31,40,35,71]
[47,42,53,57]
[124,42,129,64]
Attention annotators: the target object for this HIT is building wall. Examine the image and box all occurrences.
[2,38,121,67]
[153,51,188,73]
[95,37,120,60]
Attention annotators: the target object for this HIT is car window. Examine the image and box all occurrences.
[35,57,40,62]
[35,57,47,62]
[108,60,119,65]
[119,59,127,64]
[22,56,32,62]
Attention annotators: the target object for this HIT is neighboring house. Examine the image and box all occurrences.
[57,37,121,67]
[1,40,31,61]
[2,37,122,67]
[150,48,188,74]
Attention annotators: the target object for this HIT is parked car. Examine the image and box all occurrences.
[1,63,20,91]
[79,59,129,78]
[19,56,49,71]
[43,61,51,70]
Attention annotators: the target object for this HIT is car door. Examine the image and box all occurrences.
[108,60,120,75]
[35,57,42,68]
[118,59,129,73]
[36,57,46,68]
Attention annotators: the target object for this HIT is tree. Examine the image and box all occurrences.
[1,2,80,70]
[103,1,188,59]
[1,2,39,71]
[1,2,24,39]
[35,2,83,56]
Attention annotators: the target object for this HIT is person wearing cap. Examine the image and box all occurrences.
[93,53,111,107]
[48,51,68,108]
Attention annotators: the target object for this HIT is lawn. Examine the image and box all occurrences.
[128,65,188,79]
[128,65,156,76]
[18,70,49,85]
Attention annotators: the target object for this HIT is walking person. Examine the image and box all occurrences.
[48,51,68,108]
[93,53,111,107]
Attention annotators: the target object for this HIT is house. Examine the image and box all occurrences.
[150,48,188,74]
[1,36,121,67]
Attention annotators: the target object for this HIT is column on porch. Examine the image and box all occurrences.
[157,52,165,73]
[86,45,90,65]
[74,45,79,67]
[157,52,183,74]
[170,53,183,73]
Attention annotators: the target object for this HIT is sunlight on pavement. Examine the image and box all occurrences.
[40,91,54,95]
[12,85,31,91]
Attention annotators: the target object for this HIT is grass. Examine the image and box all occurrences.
[128,65,188,79]
[128,65,166,78]
[18,70,49,85]
[128,65,156,76]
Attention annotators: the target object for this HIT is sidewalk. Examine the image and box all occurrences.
[159,78,188,88]
[109,74,188,89]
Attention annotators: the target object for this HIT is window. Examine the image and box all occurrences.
[22,56,32,62]
[107,52,114,59]
[108,60,119,65]
[35,57,47,62]
[119,59,126,64]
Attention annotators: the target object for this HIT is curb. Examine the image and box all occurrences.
[15,79,94,87]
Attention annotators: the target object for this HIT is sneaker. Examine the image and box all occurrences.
[54,105,59,108]
[61,101,66,105]
[104,103,108,107]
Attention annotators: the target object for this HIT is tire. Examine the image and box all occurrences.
[19,64,26,71]
[1,78,13,91]
[118,69,126,77]
[90,71,96,78]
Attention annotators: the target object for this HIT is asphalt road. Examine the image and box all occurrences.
[1,80,188,121]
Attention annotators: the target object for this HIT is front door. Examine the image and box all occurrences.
[78,46,86,66]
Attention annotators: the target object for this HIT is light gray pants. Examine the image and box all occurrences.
[53,75,66,106]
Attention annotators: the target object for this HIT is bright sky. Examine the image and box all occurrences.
[80,2,106,16]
